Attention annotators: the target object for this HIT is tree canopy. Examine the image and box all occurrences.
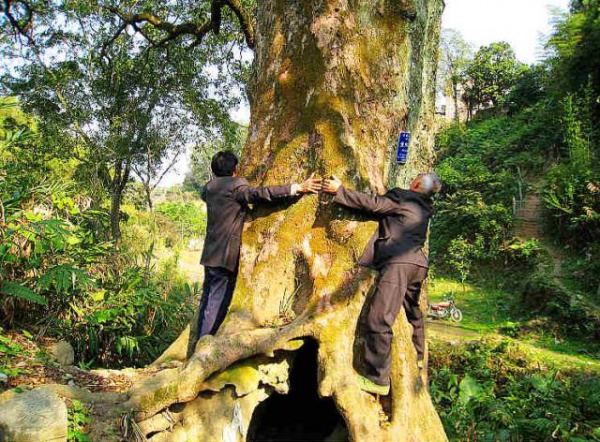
[1,0,251,240]
[463,41,526,110]
[437,29,473,121]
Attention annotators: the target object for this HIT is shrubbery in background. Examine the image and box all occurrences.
[430,340,600,441]
[433,1,600,307]
[431,109,545,276]
[1,101,194,368]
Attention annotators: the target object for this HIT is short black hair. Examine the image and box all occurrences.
[211,150,239,177]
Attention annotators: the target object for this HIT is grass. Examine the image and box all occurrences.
[429,276,518,334]
[428,274,600,373]
[176,249,204,283]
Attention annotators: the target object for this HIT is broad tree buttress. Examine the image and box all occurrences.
[126,1,447,440]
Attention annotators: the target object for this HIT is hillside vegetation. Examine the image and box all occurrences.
[429,3,600,440]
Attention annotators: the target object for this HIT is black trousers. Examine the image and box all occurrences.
[362,263,428,386]
[197,266,237,338]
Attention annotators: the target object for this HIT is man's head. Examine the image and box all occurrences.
[211,150,239,177]
[410,173,442,195]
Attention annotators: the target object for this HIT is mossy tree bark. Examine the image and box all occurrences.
[125,1,447,441]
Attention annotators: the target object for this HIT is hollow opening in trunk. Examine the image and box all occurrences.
[247,338,349,441]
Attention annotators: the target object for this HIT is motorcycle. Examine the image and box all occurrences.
[427,299,463,322]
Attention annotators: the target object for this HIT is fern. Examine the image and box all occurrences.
[37,264,94,294]
[0,281,47,305]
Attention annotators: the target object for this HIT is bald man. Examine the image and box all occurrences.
[323,173,442,395]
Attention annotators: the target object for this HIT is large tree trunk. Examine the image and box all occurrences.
[124,1,446,441]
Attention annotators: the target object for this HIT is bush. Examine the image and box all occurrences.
[430,339,600,441]
[62,265,193,367]
[1,111,193,367]
[155,201,206,246]
[521,272,600,340]
[562,246,600,295]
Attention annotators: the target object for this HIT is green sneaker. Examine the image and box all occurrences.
[357,374,390,396]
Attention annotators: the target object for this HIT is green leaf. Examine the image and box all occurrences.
[0,281,47,305]
[91,290,105,302]
[92,309,119,324]
[459,374,483,403]
[37,265,94,293]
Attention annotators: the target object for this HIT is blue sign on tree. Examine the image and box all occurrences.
[397,131,411,164]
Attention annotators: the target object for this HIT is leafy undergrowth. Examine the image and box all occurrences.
[67,398,92,442]
[429,339,600,441]
[429,273,600,440]
[0,328,134,395]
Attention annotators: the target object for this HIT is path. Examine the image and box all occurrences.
[426,320,480,341]
[514,187,600,310]
[514,192,543,240]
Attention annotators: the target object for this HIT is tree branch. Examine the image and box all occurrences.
[2,0,35,45]
[103,0,254,50]
[151,151,181,192]
[221,0,255,48]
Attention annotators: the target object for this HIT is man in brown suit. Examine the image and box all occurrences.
[198,151,320,338]
[323,173,441,395]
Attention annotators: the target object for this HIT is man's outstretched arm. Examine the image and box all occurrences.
[235,176,321,204]
[323,176,400,216]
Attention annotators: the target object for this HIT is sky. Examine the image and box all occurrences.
[443,0,570,64]
[160,0,571,187]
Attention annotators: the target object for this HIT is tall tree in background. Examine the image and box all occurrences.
[183,123,247,190]
[438,28,473,122]
[1,2,243,241]
[549,0,600,125]
[2,1,447,440]
[463,41,525,114]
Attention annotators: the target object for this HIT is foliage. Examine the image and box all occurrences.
[431,107,555,272]
[1,105,193,367]
[437,29,473,121]
[1,2,245,240]
[547,1,600,109]
[0,328,27,378]
[463,42,527,110]
[67,399,91,442]
[504,64,549,113]
[184,123,247,189]
[561,244,600,293]
[445,237,477,287]
[542,94,599,248]
[433,30,600,308]
[64,264,193,366]
[155,201,207,243]
[520,270,600,340]
[530,2,600,298]
[430,339,600,441]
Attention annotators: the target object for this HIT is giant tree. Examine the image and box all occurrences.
[2,1,447,440]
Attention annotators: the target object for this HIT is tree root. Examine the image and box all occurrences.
[125,314,311,421]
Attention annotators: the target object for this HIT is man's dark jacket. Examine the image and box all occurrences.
[333,186,434,269]
[201,176,293,272]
